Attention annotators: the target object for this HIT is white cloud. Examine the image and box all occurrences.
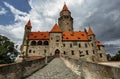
[0,0,120,53]
[0,0,84,51]
[0,7,7,15]
[4,2,29,22]
[103,39,120,46]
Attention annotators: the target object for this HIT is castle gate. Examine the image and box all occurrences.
[55,49,60,57]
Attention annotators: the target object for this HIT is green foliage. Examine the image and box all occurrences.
[106,54,112,61]
[0,35,18,64]
[111,51,120,61]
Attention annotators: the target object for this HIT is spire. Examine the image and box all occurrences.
[62,3,68,11]
[26,19,32,28]
[88,27,94,35]
[50,23,62,33]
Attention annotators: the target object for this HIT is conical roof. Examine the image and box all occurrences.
[62,3,68,11]
[88,27,94,35]
[26,20,32,28]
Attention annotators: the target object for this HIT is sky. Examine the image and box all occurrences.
[0,0,120,55]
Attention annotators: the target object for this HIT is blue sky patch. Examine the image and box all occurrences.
[0,0,31,25]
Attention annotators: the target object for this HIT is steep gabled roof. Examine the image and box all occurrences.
[26,20,32,28]
[50,23,62,33]
[62,3,68,11]
[62,31,89,41]
[29,32,49,40]
[88,27,94,36]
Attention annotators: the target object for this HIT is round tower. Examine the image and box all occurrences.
[21,20,32,57]
[58,3,73,31]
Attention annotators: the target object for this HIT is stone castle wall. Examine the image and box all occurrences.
[0,56,54,79]
[62,57,120,79]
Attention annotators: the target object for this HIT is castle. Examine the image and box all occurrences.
[21,4,107,62]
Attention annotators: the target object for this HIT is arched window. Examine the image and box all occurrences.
[79,44,81,48]
[31,41,36,45]
[29,50,31,53]
[38,41,42,45]
[70,43,72,48]
[44,41,49,45]
[85,43,87,48]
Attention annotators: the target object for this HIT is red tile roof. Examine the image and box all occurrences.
[96,41,104,46]
[29,32,49,40]
[28,31,89,41]
[62,31,89,41]
[62,3,68,11]
[50,23,62,33]
[88,27,94,36]
[26,20,32,28]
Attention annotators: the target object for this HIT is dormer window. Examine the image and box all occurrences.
[56,36,60,42]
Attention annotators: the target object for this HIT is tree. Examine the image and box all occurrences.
[111,51,120,61]
[0,35,18,64]
[106,54,112,61]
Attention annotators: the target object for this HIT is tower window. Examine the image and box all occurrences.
[79,51,83,54]
[85,43,87,48]
[90,37,92,39]
[71,50,74,55]
[100,54,102,58]
[91,43,93,47]
[73,42,77,46]
[93,50,95,54]
[79,44,81,48]
[70,44,72,48]
[64,51,66,55]
[86,50,89,55]
[29,50,31,53]
[56,36,60,42]
[98,47,101,50]
[63,44,65,47]
[33,50,35,53]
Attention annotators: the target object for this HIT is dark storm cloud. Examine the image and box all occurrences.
[105,44,120,55]
[80,0,120,41]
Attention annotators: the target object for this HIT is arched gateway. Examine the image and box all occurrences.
[54,49,60,57]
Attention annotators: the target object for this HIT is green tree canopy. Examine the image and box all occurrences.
[0,35,18,64]
[111,51,120,61]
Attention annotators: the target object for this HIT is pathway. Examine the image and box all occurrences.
[26,58,80,79]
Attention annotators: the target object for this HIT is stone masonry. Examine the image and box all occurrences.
[26,58,80,79]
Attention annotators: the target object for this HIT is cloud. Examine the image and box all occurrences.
[0,7,7,15]
[79,0,120,42]
[4,2,29,22]
[0,0,120,54]
[0,2,30,49]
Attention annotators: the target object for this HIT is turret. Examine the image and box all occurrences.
[25,20,32,33]
[88,27,95,41]
[50,23,62,57]
[58,3,73,31]
[21,20,32,57]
